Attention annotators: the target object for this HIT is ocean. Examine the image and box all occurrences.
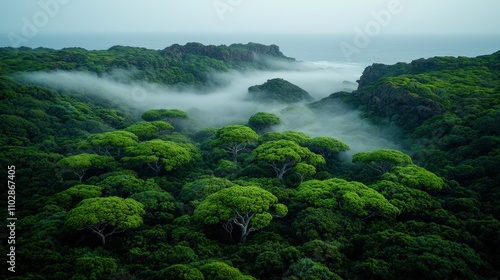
[1,33,499,67]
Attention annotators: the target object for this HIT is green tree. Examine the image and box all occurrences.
[178,176,236,204]
[65,196,145,245]
[284,258,342,280]
[254,251,286,278]
[129,190,176,223]
[212,125,259,163]
[73,256,118,280]
[296,178,399,219]
[352,148,412,174]
[248,112,281,134]
[260,130,311,145]
[81,130,138,157]
[356,231,488,279]
[382,164,446,191]
[293,207,362,241]
[155,264,204,280]
[306,136,350,158]
[301,239,345,272]
[97,171,162,197]
[124,120,173,140]
[371,180,441,216]
[53,184,102,209]
[252,140,325,179]
[194,186,287,243]
[0,114,40,145]
[56,153,114,181]
[199,262,255,280]
[294,162,316,184]
[141,108,189,127]
[215,159,238,177]
[124,139,192,175]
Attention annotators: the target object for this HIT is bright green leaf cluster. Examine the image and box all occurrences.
[352,149,412,174]
[296,178,400,218]
[382,164,446,191]
[124,121,173,139]
[65,196,145,230]
[194,186,279,224]
[306,136,350,157]
[248,112,281,134]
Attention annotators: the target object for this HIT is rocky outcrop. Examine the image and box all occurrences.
[161,42,291,64]
[356,62,408,89]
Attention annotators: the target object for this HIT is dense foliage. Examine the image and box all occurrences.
[0,45,498,279]
[248,78,314,104]
[329,52,500,217]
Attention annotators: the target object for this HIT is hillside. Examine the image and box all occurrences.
[317,51,500,218]
[248,78,314,104]
[0,42,292,85]
[0,45,499,280]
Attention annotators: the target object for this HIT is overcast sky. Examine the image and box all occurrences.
[1,0,499,36]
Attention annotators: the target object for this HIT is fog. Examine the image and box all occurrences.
[21,61,402,156]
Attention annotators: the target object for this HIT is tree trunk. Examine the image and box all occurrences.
[240,230,250,243]
[277,169,286,180]
[96,232,106,246]
[231,210,255,243]
[274,160,295,180]
[233,150,238,163]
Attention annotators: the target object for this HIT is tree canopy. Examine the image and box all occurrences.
[65,196,145,245]
[252,139,325,179]
[306,136,350,158]
[80,130,138,157]
[124,121,173,140]
[123,139,192,175]
[352,148,413,174]
[260,130,311,145]
[212,124,259,163]
[56,153,114,181]
[382,164,446,191]
[194,185,287,243]
[141,109,189,126]
[296,178,400,219]
[247,112,281,134]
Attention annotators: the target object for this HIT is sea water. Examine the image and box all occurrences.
[1,33,499,66]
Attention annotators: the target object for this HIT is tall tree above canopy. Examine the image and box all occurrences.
[382,164,446,191]
[294,163,316,184]
[296,178,399,219]
[212,124,259,163]
[199,262,255,280]
[56,153,114,181]
[123,139,192,175]
[194,185,287,243]
[352,149,412,174]
[80,130,138,157]
[252,140,325,179]
[141,108,189,128]
[124,121,173,140]
[65,196,145,246]
[370,180,441,216]
[305,136,350,158]
[260,130,311,145]
[53,184,102,209]
[247,112,281,134]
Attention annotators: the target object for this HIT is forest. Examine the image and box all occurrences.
[0,43,499,280]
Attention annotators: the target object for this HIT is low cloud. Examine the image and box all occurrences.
[20,61,401,156]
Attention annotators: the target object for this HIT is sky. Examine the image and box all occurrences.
[1,0,499,37]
